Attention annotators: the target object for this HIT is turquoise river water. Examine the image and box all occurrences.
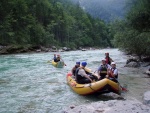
[0,48,150,113]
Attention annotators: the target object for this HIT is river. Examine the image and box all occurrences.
[0,48,150,113]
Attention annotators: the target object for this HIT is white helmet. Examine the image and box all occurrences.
[111,62,116,65]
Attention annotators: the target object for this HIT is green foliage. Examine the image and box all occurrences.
[111,0,150,57]
[127,0,150,32]
[0,0,110,48]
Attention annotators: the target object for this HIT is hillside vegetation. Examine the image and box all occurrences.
[0,0,150,59]
[0,0,111,49]
[111,0,150,59]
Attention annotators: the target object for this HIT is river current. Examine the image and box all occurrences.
[0,48,150,113]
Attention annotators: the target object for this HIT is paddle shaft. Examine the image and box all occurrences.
[107,69,128,91]
[60,57,67,66]
[111,77,128,91]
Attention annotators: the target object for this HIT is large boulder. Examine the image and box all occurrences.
[62,47,70,51]
[0,45,29,54]
[51,46,57,49]
[145,70,150,76]
[143,91,150,106]
[62,99,150,113]
[40,46,49,52]
[50,46,57,52]
[126,57,139,64]
[0,47,8,54]
[124,61,140,68]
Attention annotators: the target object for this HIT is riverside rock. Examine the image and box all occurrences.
[143,91,150,106]
[63,99,150,113]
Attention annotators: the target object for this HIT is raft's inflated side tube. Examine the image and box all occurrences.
[66,71,121,95]
[52,60,64,68]
[84,67,92,73]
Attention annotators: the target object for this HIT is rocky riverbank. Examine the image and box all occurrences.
[0,45,68,54]
[0,45,98,55]
[62,54,150,113]
[62,52,150,113]
[62,91,150,113]
[124,54,150,77]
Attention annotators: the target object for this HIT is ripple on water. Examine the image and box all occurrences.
[20,86,31,92]
[0,49,150,113]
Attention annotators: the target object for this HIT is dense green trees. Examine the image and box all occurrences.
[111,0,150,58]
[0,0,110,49]
[1,0,149,58]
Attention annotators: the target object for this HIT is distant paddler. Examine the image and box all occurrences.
[105,52,113,65]
[54,54,61,62]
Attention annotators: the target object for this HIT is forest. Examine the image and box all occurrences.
[0,0,150,58]
[111,0,150,59]
[0,0,111,50]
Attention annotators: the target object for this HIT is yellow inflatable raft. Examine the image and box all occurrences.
[52,60,65,68]
[67,72,122,95]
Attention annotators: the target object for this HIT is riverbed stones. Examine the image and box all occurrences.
[63,99,150,113]
[145,70,150,75]
[143,91,150,106]
[124,61,140,68]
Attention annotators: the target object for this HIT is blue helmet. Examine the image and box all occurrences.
[76,62,80,65]
[81,62,87,67]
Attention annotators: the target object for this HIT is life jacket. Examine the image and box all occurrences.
[72,65,78,75]
[54,57,60,62]
[105,56,111,65]
[110,68,118,79]
[100,65,108,79]
[75,68,85,82]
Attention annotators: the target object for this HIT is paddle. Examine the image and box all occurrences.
[87,70,100,80]
[120,84,128,91]
[47,60,52,63]
[60,57,67,66]
[107,68,128,91]
[109,76,128,92]
[91,71,100,80]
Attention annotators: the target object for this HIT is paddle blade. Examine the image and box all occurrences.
[121,86,128,92]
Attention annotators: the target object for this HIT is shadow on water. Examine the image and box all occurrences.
[80,92,126,103]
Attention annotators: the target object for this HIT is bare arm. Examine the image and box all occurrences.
[79,69,93,82]
[84,74,93,82]
[71,67,75,74]
[107,68,115,78]
[110,57,114,62]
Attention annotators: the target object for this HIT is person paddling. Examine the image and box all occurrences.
[97,59,111,80]
[54,54,61,62]
[107,62,128,91]
[105,52,113,65]
[75,62,93,84]
[71,62,80,78]
[107,62,118,83]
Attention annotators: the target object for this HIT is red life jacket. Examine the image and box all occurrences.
[110,68,118,79]
[105,56,111,65]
